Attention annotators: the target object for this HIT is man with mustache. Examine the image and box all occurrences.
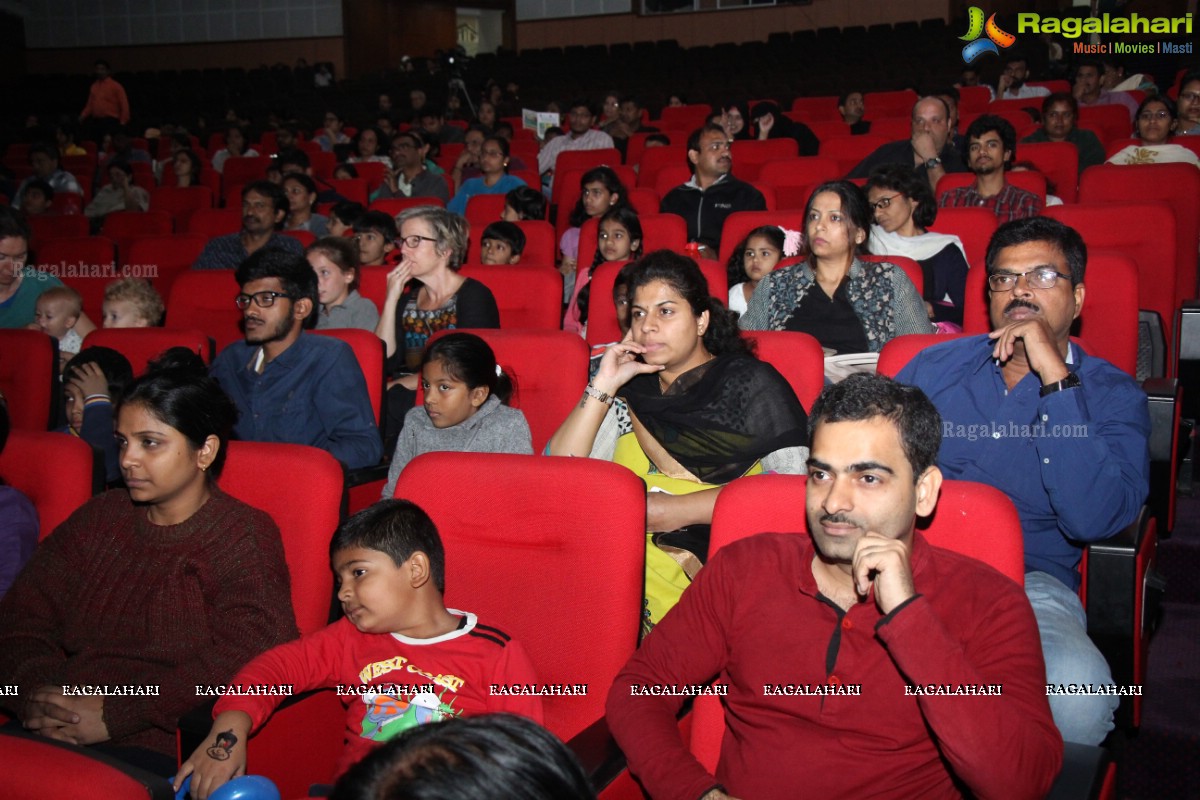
[193,181,303,269]
[607,374,1061,800]
[937,116,1041,223]
[897,217,1150,746]
[209,248,381,470]
[659,123,765,259]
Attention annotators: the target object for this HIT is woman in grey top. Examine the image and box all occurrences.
[382,333,532,499]
[738,180,932,353]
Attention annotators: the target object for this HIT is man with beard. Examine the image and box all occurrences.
[606,373,1061,800]
[192,181,304,269]
[937,116,1041,222]
[897,217,1150,745]
[659,123,765,258]
[208,248,381,469]
[997,53,1050,101]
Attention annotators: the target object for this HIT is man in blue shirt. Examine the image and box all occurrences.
[209,249,382,470]
[896,217,1149,746]
[193,181,303,270]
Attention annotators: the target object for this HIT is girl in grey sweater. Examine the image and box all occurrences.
[382,333,532,498]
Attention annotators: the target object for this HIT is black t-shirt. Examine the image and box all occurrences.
[782,278,869,355]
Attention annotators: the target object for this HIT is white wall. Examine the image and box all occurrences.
[21,0,343,48]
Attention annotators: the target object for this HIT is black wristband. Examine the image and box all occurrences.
[1040,372,1081,397]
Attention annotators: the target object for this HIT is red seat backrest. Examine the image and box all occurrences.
[731,138,798,182]
[392,451,645,742]
[928,206,996,270]
[755,156,840,188]
[657,104,712,132]
[790,95,841,121]
[0,430,98,540]
[1044,202,1177,357]
[221,155,274,189]
[311,328,384,428]
[1019,141,1079,203]
[637,145,688,188]
[326,178,368,206]
[877,332,970,379]
[465,193,508,235]
[0,729,168,799]
[1078,104,1135,146]
[427,329,589,452]
[863,89,919,118]
[84,327,211,374]
[457,264,562,331]
[186,208,241,238]
[740,330,825,412]
[819,134,891,175]
[218,441,343,634]
[124,234,209,299]
[27,214,89,248]
[166,269,243,352]
[1078,163,1200,349]
[0,330,57,430]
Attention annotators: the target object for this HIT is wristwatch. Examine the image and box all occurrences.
[1040,372,1082,397]
[924,157,942,170]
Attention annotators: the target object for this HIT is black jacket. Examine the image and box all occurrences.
[659,174,766,252]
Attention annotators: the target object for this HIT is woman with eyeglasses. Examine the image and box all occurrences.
[374,206,499,451]
[1177,72,1200,136]
[738,180,933,354]
[447,136,526,216]
[865,164,969,328]
[1106,96,1200,168]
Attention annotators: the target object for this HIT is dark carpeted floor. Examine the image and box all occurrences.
[1117,486,1200,799]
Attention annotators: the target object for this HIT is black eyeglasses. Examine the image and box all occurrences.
[235,291,295,309]
[870,194,901,211]
[987,268,1072,291]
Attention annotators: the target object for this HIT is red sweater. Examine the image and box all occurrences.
[80,77,130,124]
[214,613,544,778]
[0,488,298,755]
[606,532,1062,800]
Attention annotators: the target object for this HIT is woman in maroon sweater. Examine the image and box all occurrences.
[0,354,299,773]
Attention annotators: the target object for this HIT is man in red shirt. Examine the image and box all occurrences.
[79,60,130,144]
[606,374,1062,800]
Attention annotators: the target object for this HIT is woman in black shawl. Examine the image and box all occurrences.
[549,250,809,634]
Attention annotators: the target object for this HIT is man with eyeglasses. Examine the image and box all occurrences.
[374,130,449,203]
[1176,71,1200,136]
[938,115,1041,223]
[193,181,304,270]
[536,99,614,194]
[1021,93,1106,172]
[209,248,382,470]
[896,217,1150,746]
[659,123,765,258]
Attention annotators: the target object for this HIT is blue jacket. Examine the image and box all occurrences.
[210,334,382,469]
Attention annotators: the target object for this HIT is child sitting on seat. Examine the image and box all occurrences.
[381,332,532,499]
[479,221,525,265]
[175,499,543,794]
[102,277,164,328]
[565,205,643,336]
[354,210,397,267]
[307,236,380,332]
[59,346,134,484]
[32,285,90,370]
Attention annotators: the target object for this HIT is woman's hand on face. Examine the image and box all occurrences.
[593,330,663,395]
[385,260,412,301]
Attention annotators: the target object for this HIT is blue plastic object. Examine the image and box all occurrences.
[174,774,282,800]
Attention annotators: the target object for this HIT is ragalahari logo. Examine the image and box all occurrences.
[960,7,1017,63]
